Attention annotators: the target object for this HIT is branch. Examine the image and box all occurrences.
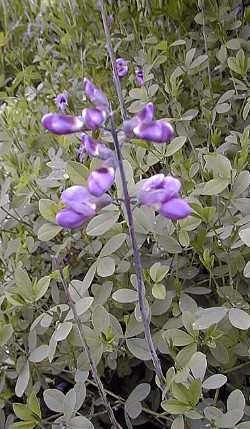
[56,260,123,429]
[98,0,127,121]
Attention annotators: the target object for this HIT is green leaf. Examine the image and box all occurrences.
[200,178,229,195]
[126,338,151,360]
[14,268,33,301]
[204,154,232,179]
[0,324,13,346]
[33,276,51,301]
[97,257,115,277]
[92,305,110,334]
[215,409,244,428]
[15,361,30,398]
[227,389,245,411]
[75,297,94,316]
[202,374,227,390]
[67,161,89,185]
[13,404,34,421]
[228,308,250,330]
[189,352,207,381]
[67,416,94,429]
[171,383,191,404]
[99,233,127,257]
[27,392,41,418]
[171,416,184,429]
[150,262,169,282]
[43,389,65,412]
[54,322,72,341]
[161,399,191,414]
[193,307,228,330]
[239,228,250,246]
[165,136,187,157]
[164,329,194,346]
[152,283,166,300]
[37,223,62,241]
[112,289,138,303]
[29,345,49,363]
[243,260,250,278]
[9,422,37,429]
[39,199,58,223]
[86,211,119,236]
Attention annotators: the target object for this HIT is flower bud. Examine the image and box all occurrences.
[135,68,144,86]
[55,91,68,112]
[61,186,96,216]
[42,113,84,135]
[133,120,174,143]
[80,134,113,160]
[82,108,107,130]
[88,167,115,197]
[160,198,192,220]
[83,78,109,109]
[56,208,88,229]
[116,58,128,78]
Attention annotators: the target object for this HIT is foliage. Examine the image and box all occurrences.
[0,0,250,428]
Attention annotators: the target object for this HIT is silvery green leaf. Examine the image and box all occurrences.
[97,256,115,277]
[228,308,250,330]
[86,211,119,236]
[126,338,151,360]
[202,374,227,390]
[37,223,62,241]
[227,389,245,411]
[193,307,228,330]
[215,409,244,428]
[67,416,94,429]
[99,233,127,257]
[54,322,72,341]
[29,345,49,363]
[92,305,110,334]
[15,361,30,398]
[112,289,138,303]
[189,352,207,381]
[165,136,187,157]
[171,415,184,429]
[43,389,65,412]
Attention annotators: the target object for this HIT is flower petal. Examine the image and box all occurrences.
[160,198,192,220]
[56,208,88,229]
[42,113,84,135]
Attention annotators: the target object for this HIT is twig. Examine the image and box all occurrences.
[109,112,165,391]
[56,259,123,429]
[98,0,127,121]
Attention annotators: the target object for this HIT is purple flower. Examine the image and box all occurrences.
[42,113,84,135]
[82,108,107,130]
[138,174,191,220]
[116,58,128,78]
[56,185,112,229]
[61,186,96,216]
[88,167,115,197]
[83,78,109,109]
[135,68,144,86]
[160,198,192,220]
[55,91,68,112]
[133,120,174,143]
[138,174,181,206]
[123,102,155,137]
[107,15,113,27]
[56,208,88,229]
[80,134,114,160]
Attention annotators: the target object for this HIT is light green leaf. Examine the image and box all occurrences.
[29,345,49,363]
[13,404,34,421]
[243,260,250,278]
[39,199,58,223]
[193,307,228,330]
[161,399,191,414]
[54,322,72,341]
[112,289,138,303]
[27,392,41,418]
[34,276,51,301]
[67,160,89,185]
[43,389,65,412]
[99,233,127,258]
[86,211,119,236]
[202,374,227,390]
[67,416,94,429]
[9,422,37,429]
[15,361,30,397]
[189,352,207,381]
[171,416,184,429]
[126,338,151,360]
[75,297,94,316]
[152,283,166,300]
[165,136,187,157]
[215,409,244,428]
[227,389,245,411]
[0,324,13,346]
[200,178,229,195]
[92,305,110,334]
[228,308,250,330]
[37,223,62,241]
[164,329,194,346]
[97,257,115,277]
[150,262,169,283]
[239,228,250,247]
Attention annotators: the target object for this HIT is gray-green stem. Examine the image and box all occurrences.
[56,261,122,429]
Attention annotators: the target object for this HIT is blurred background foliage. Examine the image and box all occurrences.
[0,0,250,428]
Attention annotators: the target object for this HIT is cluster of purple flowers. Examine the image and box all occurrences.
[41,77,191,229]
[138,174,191,220]
[115,58,144,86]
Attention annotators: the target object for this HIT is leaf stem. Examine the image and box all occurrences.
[56,259,122,429]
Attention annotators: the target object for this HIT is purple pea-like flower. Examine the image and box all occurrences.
[42,113,84,135]
[160,198,192,220]
[123,102,155,137]
[56,208,89,229]
[80,134,114,160]
[107,15,113,27]
[88,166,115,197]
[133,120,174,143]
[82,108,107,130]
[55,91,68,112]
[83,78,109,109]
[61,186,96,216]
[76,142,86,163]
[138,174,181,206]
[135,68,144,86]
[116,58,128,78]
